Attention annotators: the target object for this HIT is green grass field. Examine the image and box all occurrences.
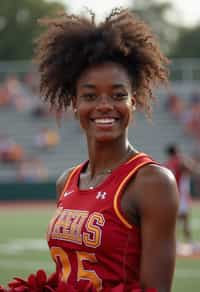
[0,202,199,291]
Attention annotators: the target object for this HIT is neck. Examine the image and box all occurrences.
[86,140,137,178]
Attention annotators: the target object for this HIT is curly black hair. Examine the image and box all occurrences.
[34,8,169,117]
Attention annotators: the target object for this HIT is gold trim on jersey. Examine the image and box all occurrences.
[60,164,82,201]
[125,152,146,165]
[60,154,145,202]
[114,160,152,229]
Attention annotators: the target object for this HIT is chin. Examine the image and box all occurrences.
[93,133,120,142]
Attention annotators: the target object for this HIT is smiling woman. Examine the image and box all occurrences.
[7,7,179,292]
[74,62,134,143]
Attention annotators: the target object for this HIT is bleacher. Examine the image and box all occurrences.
[0,59,199,181]
[0,89,194,181]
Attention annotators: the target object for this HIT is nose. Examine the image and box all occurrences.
[95,95,114,112]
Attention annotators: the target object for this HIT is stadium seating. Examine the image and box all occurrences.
[0,87,194,181]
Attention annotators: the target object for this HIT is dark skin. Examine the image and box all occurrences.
[57,62,179,292]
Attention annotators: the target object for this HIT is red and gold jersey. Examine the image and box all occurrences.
[47,153,156,291]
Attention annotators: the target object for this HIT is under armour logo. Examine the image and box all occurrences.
[96,191,107,200]
[63,190,74,197]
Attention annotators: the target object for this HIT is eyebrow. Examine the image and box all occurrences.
[112,83,126,89]
[80,83,126,89]
[80,84,96,89]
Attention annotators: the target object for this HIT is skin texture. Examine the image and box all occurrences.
[128,165,178,291]
[57,62,179,292]
[73,62,136,179]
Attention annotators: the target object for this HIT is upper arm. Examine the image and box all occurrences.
[56,167,75,201]
[135,165,179,292]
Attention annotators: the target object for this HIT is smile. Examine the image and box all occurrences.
[93,118,117,124]
[91,117,119,126]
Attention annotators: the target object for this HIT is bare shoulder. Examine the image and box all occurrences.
[56,167,76,200]
[135,163,177,188]
[134,164,179,214]
[134,165,179,291]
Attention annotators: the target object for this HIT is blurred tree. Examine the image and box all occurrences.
[130,0,179,54]
[170,25,200,58]
[0,0,67,60]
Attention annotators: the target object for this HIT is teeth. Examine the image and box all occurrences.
[94,118,115,124]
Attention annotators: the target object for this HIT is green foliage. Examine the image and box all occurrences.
[130,0,179,54]
[170,26,200,58]
[0,0,67,60]
[130,0,200,58]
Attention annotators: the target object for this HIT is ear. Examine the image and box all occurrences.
[131,95,136,111]
[72,96,78,114]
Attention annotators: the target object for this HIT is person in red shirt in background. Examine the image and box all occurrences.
[165,144,200,243]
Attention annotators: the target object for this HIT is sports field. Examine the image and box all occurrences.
[0,201,199,291]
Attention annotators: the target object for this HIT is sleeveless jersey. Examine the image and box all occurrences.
[47,153,156,291]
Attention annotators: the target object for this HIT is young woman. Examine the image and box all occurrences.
[37,8,179,292]
[0,8,178,292]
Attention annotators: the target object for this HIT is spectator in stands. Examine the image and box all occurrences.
[17,156,48,182]
[30,103,51,118]
[165,91,185,120]
[33,127,60,150]
[182,93,200,141]
[3,74,34,112]
[0,84,11,107]
[0,134,25,163]
[23,72,39,94]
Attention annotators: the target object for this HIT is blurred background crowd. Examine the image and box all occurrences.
[0,2,200,290]
[0,0,200,200]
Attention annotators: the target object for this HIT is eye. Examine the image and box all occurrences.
[112,92,128,100]
[80,93,97,101]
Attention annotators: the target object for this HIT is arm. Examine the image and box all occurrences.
[181,155,200,175]
[134,165,179,292]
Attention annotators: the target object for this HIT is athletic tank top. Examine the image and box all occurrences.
[47,153,156,291]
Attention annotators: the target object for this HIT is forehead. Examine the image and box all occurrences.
[77,62,131,89]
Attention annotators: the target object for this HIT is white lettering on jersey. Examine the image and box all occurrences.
[64,190,74,197]
[96,191,107,200]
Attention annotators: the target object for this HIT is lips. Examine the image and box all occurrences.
[91,117,119,124]
[94,118,115,124]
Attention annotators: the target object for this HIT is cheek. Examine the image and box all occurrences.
[76,104,91,126]
[122,103,133,125]
[126,108,133,125]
